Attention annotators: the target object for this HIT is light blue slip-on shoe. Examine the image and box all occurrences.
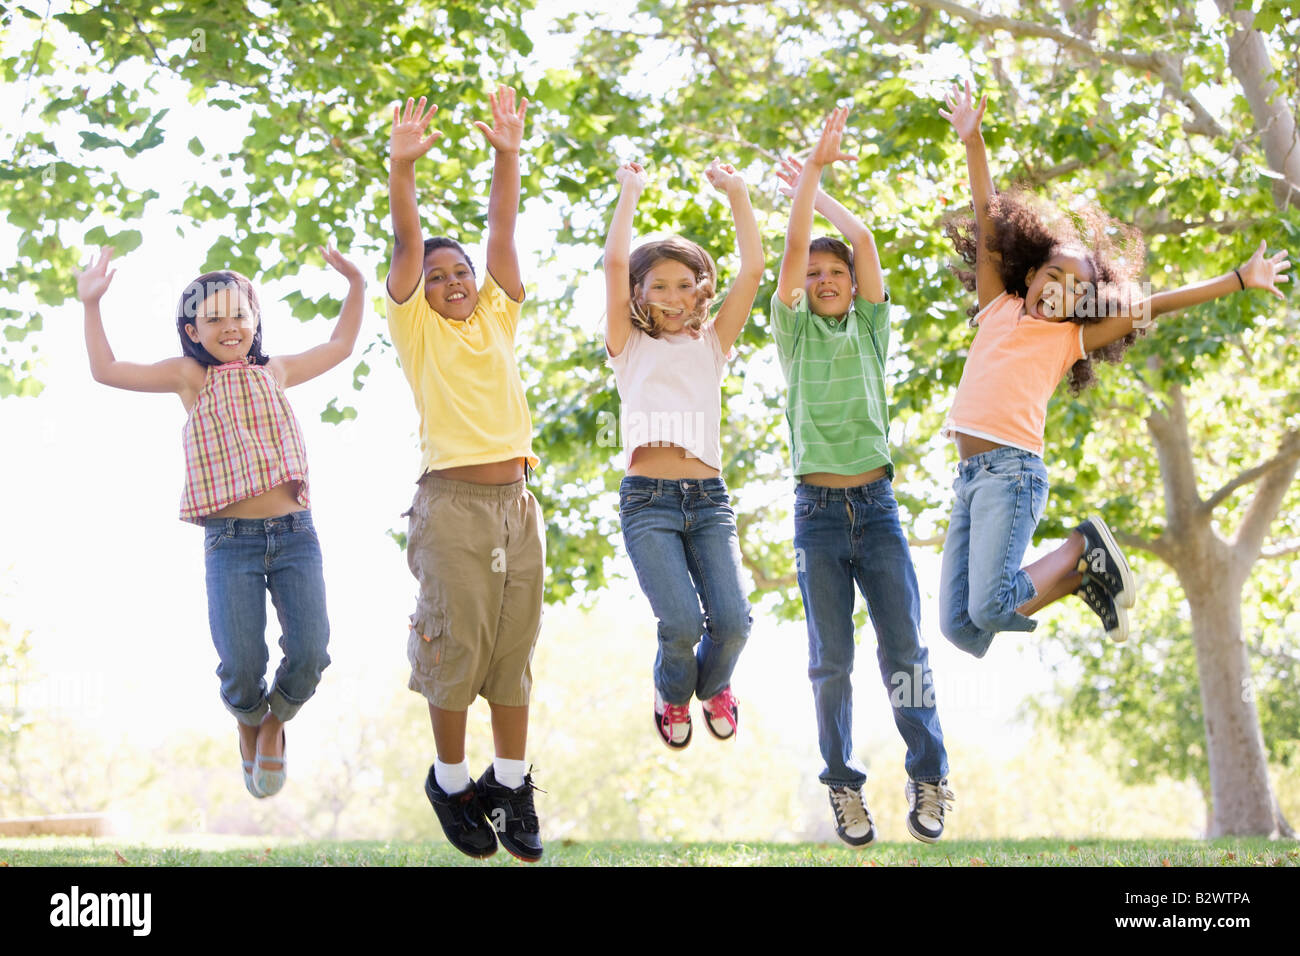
[253,729,287,797]
[242,758,265,798]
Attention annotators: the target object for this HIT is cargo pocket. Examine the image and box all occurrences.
[407,598,451,684]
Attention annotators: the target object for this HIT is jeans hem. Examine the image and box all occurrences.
[223,695,269,726]
[268,687,307,723]
[819,772,868,788]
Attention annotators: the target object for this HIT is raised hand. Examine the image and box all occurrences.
[808,106,858,170]
[76,246,116,304]
[1237,241,1290,299]
[704,159,746,195]
[939,80,987,144]
[775,155,804,199]
[615,160,647,192]
[321,245,363,283]
[390,96,441,165]
[474,85,528,154]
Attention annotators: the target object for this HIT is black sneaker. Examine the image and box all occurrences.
[827,785,876,847]
[905,778,955,843]
[476,766,544,863]
[1076,517,1135,608]
[424,766,497,859]
[1075,576,1129,642]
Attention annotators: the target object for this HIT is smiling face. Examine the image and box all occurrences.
[423,246,478,320]
[185,286,258,362]
[637,258,699,334]
[1025,249,1095,321]
[805,249,855,318]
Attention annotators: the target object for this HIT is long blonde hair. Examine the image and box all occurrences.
[628,237,717,338]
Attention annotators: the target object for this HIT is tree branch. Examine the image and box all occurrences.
[897,0,1227,139]
[1114,529,1173,563]
[1260,539,1300,559]
[1202,431,1300,512]
[1231,430,1300,566]
[1138,216,1268,236]
[1145,384,1205,544]
[1019,143,1117,186]
[1215,0,1300,211]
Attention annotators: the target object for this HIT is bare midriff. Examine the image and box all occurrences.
[797,466,890,489]
[953,432,1007,461]
[627,443,720,480]
[428,457,527,485]
[207,482,306,520]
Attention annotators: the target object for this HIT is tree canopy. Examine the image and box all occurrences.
[4,0,1299,834]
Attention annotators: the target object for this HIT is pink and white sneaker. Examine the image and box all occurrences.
[654,688,692,750]
[700,686,739,741]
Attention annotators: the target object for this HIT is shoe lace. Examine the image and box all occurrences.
[911,781,955,819]
[703,687,738,734]
[829,786,872,828]
[660,702,691,735]
[511,772,546,833]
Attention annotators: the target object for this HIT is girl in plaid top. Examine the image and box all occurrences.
[76,245,364,799]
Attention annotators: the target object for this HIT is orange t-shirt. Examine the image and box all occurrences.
[942,291,1086,457]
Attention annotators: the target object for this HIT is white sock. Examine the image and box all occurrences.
[494,756,527,790]
[434,757,471,795]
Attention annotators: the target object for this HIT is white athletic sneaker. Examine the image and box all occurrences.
[828,784,877,847]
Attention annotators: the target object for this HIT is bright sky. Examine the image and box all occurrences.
[0,2,1075,792]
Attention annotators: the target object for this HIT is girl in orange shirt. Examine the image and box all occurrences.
[937,81,1289,652]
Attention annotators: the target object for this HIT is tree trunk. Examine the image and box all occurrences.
[1180,562,1285,836]
[1215,0,1300,210]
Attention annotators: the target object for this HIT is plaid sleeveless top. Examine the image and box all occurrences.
[179,360,310,524]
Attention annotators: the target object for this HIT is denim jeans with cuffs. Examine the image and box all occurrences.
[938,446,1049,659]
[203,510,331,725]
[619,476,751,705]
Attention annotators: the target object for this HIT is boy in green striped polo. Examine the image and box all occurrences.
[773,108,952,846]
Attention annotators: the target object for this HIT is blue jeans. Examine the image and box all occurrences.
[794,478,948,787]
[203,511,331,725]
[938,447,1049,658]
[619,476,752,704]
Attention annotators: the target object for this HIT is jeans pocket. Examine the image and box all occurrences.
[1028,473,1049,524]
[619,492,657,516]
[203,528,229,555]
[793,499,817,520]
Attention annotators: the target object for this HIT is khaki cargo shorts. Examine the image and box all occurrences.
[404,474,545,709]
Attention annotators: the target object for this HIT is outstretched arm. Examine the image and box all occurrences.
[940,80,1003,310]
[777,106,858,308]
[776,156,884,303]
[1082,241,1291,352]
[77,247,197,395]
[604,161,646,357]
[386,96,441,303]
[705,160,764,354]
[477,85,528,301]
[269,247,367,388]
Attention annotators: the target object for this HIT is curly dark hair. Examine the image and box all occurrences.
[628,236,717,338]
[945,187,1147,393]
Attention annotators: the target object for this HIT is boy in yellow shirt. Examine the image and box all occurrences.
[385,87,545,861]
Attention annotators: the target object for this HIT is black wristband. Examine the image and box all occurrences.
[1234,267,1245,290]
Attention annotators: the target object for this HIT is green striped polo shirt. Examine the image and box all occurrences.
[770,290,893,478]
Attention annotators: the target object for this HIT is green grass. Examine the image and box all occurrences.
[2,836,1296,866]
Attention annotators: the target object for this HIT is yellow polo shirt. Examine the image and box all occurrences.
[386,272,539,475]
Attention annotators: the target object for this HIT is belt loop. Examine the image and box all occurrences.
[654,478,664,496]
[819,486,828,507]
